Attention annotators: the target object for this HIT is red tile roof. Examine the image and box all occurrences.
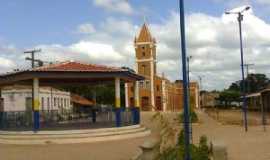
[32,61,125,72]
[71,94,95,106]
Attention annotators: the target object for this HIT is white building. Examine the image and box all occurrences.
[1,85,72,112]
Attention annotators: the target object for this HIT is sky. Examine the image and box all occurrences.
[1,0,270,91]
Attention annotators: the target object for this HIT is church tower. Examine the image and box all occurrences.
[134,23,156,110]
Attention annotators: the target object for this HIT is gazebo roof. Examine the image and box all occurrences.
[32,61,124,72]
[0,61,144,86]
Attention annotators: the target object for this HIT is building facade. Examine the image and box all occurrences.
[200,91,219,108]
[126,23,199,111]
[0,85,72,112]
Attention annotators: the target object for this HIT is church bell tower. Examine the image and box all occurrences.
[134,23,156,110]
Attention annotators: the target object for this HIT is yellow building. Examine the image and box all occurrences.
[126,23,199,111]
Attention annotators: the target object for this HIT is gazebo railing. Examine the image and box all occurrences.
[0,107,137,131]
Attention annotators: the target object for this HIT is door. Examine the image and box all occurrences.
[156,96,162,111]
[141,97,149,111]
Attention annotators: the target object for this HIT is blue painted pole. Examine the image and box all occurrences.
[33,78,40,131]
[238,13,248,132]
[115,109,121,127]
[34,111,40,131]
[179,0,191,160]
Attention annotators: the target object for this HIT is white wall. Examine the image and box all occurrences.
[2,87,72,112]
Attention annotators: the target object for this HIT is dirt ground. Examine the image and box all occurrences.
[205,108,269,125]
[1,111,270,160]
[193,110,270,160]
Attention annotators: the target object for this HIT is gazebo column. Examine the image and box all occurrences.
[125,83,129,108]
[33,78,40,131]
[115,77,121,127]
[133,81,140,124]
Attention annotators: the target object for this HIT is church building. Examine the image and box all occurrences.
[126,23,200,111]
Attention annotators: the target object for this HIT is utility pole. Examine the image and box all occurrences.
[198,75,203,91]
[24,49,42,68]
[179,0,191,159]
[243,63,254,93]
[24,49,42,132]
[198,75,203,107]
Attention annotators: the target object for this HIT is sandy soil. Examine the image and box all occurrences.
[205,109,269,125]
[193,110,270,160]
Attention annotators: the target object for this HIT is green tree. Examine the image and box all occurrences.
[246,73,269,93]
[217,90,241,108]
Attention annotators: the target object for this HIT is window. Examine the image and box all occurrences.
[67,98,69,108]
[142,65,146,75]
[142,52,146,57]
[47,97,50,110]
[139,81,144,88]
[54,98,56,107]
[57,98,60,108]
[145,80,150,89]
[157,85,160,92]
[9,94,15,101]
[64,99,66,108]
[25,97,32,112]
[141,46,145,50]
[41,97,44,111]
[0,98,3,112]
[61,98,63,107]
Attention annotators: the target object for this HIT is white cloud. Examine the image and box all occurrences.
[0,57,15,68]
[77,23,96,34]
[257,0,270,5]
[2,6,270,91]
[70,41,124,61]
[93,0,134,15]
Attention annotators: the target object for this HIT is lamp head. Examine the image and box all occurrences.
[245,6,251,11]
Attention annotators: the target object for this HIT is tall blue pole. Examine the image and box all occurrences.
[179,0,191,159]
[238,13,248,132]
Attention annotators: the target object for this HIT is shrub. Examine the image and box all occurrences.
[179,109,198,123]
[152,113,210,160]
[158,130,210,160]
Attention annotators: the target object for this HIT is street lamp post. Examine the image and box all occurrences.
[179,0,191,160]
[187,56,193,143]
[225,6,250,132]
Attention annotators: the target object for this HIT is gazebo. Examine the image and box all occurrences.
[0,61,144,131]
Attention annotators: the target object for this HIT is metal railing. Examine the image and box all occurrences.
[0,107,138,131]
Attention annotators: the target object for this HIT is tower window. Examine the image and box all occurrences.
[142,65,146,74]
[142,52,145,57]
[145,80,150,89]
[142,46,145,50]
[157,85,160,92]
[139,81,144,88]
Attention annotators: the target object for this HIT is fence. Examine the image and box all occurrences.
[0,107,139,131]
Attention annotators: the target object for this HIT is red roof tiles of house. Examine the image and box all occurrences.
[32,61,125,72]
[71,94,95,106]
